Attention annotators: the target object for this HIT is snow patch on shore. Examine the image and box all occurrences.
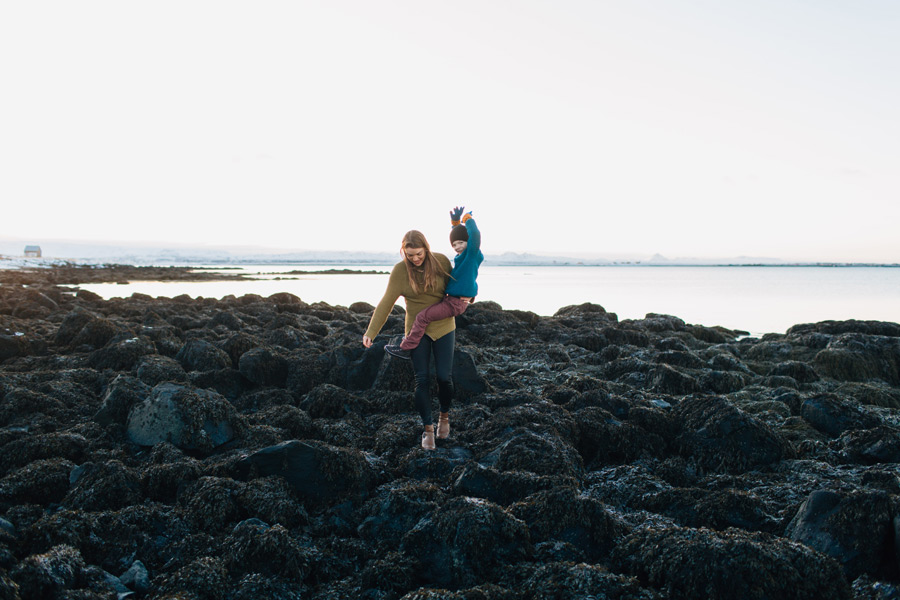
[0,255,95,270]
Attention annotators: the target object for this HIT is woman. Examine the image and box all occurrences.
[362,230,456,450]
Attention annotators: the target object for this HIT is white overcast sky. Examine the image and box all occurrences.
[2,1,898,262]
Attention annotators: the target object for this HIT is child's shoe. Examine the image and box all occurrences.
[421,429,436,450]
[437,413,450,439]
[385,344,411,360]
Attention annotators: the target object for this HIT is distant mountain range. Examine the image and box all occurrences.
[0,239,892,267]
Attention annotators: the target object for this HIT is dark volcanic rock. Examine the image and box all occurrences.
[233,440,375,504]
[0,432,88,477]
[64,460,142,512]
[785,489,897,580]
[814,334,900,385]
[136,354,188,386]
[176,338,232,372]
[769,360,821,383]
[612,525,852,600]
[1,272,899,598]
[126,382,238,452]
[60,311,119,349]
[88,334,156,370]
[452,462,577,506]
[94,373,150,426]
[238,346,288,387]
[0,459,74,507]
[800,394,881,438]
[673,396,793,473]
[520,563,660,599]
[357,480,446,548]
[480,429,584,479]
[576,406,666,467]
[637,487,782,533]
[839,426,900,464]
[508,485,625,562]
[399,496,532,588]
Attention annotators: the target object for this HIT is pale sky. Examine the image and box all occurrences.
[2,1,898,262]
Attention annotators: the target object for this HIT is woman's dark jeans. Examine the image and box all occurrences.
[410,330,455,427]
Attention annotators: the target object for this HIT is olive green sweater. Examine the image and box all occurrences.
[364,255,455,342]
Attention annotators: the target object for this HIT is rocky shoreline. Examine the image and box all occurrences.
[1,266,899,599]
[0,263,252,287]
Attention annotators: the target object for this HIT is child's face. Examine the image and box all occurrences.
[452,240,468,254]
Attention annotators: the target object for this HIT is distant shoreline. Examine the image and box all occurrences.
[3,250,898,270]
[0,263,389,286]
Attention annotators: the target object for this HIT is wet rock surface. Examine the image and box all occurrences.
[1,273,899,598]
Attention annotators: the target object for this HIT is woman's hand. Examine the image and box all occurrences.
[362,335,373,348]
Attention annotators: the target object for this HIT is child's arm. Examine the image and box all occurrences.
[461,211,481,253]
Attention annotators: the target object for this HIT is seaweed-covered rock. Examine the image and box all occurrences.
[3,272,900,599]
[814,334,900,385]
[150,556,229,600]
[800,394,881,438]
[126,382,237,452]
[769,360,821,384]
[612,525,851,600]
[399,496,532,588]
[68,316,123,352]
[176,338,232,372]
[480,430,584,479]
[0,333,36,361]
[452,462,578,506]
[0,433,88,477]
[53,308,99,347]
[835,382,900,409]
[300,383,360,419]
[136,354,188,386]
[785,489,896,580]
[453,348,490,398]
[838,426,900,464]
[224,519,310,580]
[9,544,118,600]
[239,346,288,387]
[88,334,156,370]
[509,486,625,561]
[674,396,792,473]
[357,480,445,547]
[233,440,375,504]
[521,562,660,600]
[575,406,666,467]
[63,460,142,512]
[0,459,74,507]
[651,364,701,395]
[94,373,150,426]
[637,487,781,533]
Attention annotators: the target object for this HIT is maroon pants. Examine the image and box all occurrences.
[400,295,470,350]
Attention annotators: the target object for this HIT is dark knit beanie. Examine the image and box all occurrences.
[450,224,469,243]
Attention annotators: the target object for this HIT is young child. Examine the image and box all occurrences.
[385,206,483,360]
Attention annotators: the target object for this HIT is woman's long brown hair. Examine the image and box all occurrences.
[401,230,449,294]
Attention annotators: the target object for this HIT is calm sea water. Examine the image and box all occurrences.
[76,265,900,337]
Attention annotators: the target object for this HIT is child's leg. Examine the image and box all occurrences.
[400,296,468,350]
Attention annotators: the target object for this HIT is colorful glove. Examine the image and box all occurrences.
[461,210,473,223]
[450,206,465,226]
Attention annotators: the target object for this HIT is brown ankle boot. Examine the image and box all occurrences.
[421,428,436,450]
[437,413,450,439]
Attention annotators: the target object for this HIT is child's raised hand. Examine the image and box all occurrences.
[461,210,473,223]
[450,206,465,224]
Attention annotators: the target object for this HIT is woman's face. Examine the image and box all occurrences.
[405,246,426,267]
